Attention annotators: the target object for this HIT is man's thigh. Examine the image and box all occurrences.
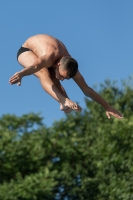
[18,51,62,90]
[36,67,66,96]
[18,51,38,68]
[18,51,49,79]
[37,67,60,86]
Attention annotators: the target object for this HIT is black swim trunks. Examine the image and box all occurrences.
[17,46,31,60]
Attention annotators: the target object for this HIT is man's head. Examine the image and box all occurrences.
[55,56,78,81]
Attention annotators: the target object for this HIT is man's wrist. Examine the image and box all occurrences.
[20,66,34,76]
[20,69,26,77]
[103,102,110,110]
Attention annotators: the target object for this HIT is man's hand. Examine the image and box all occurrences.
[9,72,23,86]
[106,105,123,119]
[60,99,82,113]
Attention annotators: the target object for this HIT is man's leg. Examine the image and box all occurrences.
[47,68,72,113]
[34,67,73,113]
[34,67,73,112]
[17,51,81,112]
[48,68,68,97]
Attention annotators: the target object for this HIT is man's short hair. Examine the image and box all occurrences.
[60,56,78,78]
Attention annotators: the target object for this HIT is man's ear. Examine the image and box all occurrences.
[57,62,61,67]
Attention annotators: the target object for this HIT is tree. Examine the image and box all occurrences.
[0,78,133,200]
[0,113,58,200]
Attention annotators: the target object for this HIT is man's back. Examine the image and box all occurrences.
[23,34,70,59]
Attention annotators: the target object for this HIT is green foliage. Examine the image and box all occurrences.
[0,78,133,199]
[0,113,57,200]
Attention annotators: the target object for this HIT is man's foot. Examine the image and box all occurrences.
[61,98,82,112]
[60,104,73,113]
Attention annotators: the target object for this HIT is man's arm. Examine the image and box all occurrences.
[9,53,54,85]
[73,70,123,119]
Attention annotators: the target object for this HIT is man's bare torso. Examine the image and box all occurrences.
[23,34,71,62]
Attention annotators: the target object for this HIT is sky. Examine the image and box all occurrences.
[1,0,133,127]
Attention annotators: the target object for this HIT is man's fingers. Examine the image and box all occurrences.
[106,111,110,119]
[113,112,123,118]
[106,111,123,119]
[10,75,17,79]
[17,81,21,86]
[9,79,19,84]
[114,114,123,119]
[10,76,19,82]
[64,108,72,113]
[9,73,22,85]
[9,72,22,84]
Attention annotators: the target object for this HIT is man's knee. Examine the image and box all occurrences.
[34,68,61,89]
[34,68,50,79]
